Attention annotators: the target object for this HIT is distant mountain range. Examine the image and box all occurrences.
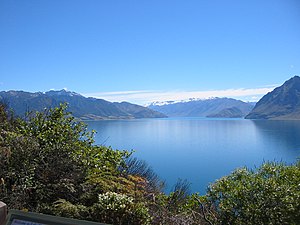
[148,98,255,118]
[0,90,166,120]
[2,76,299,120]
[246,76,300,120]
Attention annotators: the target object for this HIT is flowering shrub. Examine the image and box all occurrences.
[98,192,134,211]
[92,192,151,224]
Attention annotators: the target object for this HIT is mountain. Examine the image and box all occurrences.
[245,76,300,120]
[207,107,245,118]
[0,90,166,120]
[148,97,254,118]
[114,102,165,119]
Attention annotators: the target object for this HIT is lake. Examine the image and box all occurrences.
[86,118,300,194]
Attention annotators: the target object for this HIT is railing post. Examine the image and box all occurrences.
[0,202,7,225]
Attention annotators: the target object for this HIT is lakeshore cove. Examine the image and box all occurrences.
[86,117,300,193]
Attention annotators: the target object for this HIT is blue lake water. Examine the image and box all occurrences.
[86,118,300,194]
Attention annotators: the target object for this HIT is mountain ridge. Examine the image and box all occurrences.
[245,76,300,120]
[0,90,166,120]
[148,97,254,118]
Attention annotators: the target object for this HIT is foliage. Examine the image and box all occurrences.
[0,104,130,210]
[148,180,214,225]
[92,192,151,224]
[1,104,89,209]
[124,157,165,193]
[48,199,90,220]
[206,162,300,225]
[1,102,299,225]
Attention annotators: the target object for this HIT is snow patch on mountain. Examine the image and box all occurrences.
[146,97,217,107]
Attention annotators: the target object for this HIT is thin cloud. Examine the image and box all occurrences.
[92,90,152,96]
[259,84,279,88]
[82,86,276,105]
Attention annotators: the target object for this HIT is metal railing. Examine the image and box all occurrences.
[0,202,110,225]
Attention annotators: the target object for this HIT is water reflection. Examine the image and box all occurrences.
[87,118,300,193]
[250,120,300,159]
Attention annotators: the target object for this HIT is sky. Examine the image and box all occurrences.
[1,0,300,105]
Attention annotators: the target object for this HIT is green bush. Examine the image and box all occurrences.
[0,103,151,224]
[49,199,90,220]
[206,162,300,225]
[0,104,130,209]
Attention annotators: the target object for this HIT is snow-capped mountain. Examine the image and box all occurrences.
[45,89,83,97]
[147,97,216,107]
[148,97,254,118]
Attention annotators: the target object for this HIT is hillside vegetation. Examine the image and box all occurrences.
[0,103,299,224]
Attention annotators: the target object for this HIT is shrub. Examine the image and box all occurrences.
[91,192,151,225]
[206,162,300,225]
[0,103,131,211]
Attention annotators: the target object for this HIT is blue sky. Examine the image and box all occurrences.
[1,0,299,104]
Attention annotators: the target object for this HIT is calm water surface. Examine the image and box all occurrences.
[86,118,300,194]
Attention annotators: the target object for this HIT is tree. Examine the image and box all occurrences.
[0,103,152,224]
[0,104,130,210]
